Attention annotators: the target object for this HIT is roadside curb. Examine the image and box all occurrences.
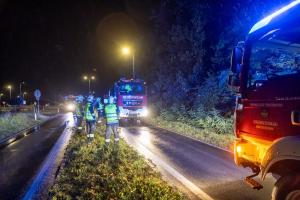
[22,119,74,200]
[0,114,59,149]
[143,121,233,154]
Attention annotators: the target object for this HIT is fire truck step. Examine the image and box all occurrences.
[244,176,263,190]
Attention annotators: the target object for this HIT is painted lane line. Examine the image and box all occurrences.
[123,131,214,200]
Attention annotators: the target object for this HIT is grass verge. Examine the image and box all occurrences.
[0,112,45,140]
[145,116,235,151]
[49,126,184,200]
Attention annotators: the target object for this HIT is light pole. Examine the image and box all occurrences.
[0,93,3,103]
[23,92,27,99]
[7,85,12,100]
[121,46,135,79]
[19,81,25,96]
[83,75,95,94]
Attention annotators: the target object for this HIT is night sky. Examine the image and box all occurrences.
[0,0,157,101]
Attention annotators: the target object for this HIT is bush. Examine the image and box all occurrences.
[147,102,234,150]
[49,126,184,200]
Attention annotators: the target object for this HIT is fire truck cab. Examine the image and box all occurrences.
[114,78,148,125]
[229,1,300,199]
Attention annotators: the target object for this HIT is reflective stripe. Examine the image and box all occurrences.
[85,103,95,121]
[105,139,110,142]
[114,138,119,141]
[105,104,118,124]
[76,104,83,116]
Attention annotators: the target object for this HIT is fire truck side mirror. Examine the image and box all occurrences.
[230,41,244,72]
[229,41,244,88]
[228,74,240,87]
[230,48,243,73]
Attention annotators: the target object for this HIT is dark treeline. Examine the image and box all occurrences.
[145,0,289,115]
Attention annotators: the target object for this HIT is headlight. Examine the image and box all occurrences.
[140,108,149,117]
[119,107,128,118]
[66,103,75,111]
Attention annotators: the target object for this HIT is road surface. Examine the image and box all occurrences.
[121,125,275,200]
[0,114,69,200]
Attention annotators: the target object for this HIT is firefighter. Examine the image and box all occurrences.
[95,97,104,123]
[75,95,84,130]
[84,95,96,142]
[104,96,119,146]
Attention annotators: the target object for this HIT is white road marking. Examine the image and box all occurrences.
[123,129,214,200]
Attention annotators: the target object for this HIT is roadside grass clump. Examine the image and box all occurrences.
[148,70,235,150]
[146,108,234,150]
[0,112,43,140]
[49,126,184,200]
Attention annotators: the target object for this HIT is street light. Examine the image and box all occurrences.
[121,46,135,79]
[19,81,25,96]
[7,85,12,100]
[83,75,95,94]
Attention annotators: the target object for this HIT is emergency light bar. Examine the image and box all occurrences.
[249,0,300,34]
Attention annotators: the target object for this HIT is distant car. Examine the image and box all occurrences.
[64,101,76,112]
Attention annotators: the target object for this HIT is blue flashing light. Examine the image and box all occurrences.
[249,0,300,34]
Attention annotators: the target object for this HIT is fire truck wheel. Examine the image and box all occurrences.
[272,174,300,200]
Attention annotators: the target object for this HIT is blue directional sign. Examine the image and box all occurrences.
[34,89,41,101]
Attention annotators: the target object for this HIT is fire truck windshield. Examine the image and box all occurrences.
[119,83,145,95]
[248,28,300,87]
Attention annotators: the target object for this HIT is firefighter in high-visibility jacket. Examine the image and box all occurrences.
[95,97,104,123]
[104,96,119,145]
[75,95,84,130]
[84,95,96,141]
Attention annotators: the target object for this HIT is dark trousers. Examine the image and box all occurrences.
[105,123,119,143]
[86,120,95,138]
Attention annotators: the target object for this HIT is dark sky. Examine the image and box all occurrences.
[0,0,157,101]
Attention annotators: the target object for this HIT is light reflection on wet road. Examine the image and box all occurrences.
[0,114,69,200]
[121,126,275,200]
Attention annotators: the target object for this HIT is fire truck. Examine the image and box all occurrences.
[228,1,300,199]
[114,78,148,124]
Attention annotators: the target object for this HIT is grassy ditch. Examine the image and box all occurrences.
[0,112,45,140]
[49,126,184,200]
[145,113,235,151]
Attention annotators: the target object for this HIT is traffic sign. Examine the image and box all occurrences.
[34,89,41,101]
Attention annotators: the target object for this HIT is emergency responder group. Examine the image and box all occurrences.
[73,94,119,145]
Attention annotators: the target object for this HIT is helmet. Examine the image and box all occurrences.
[76,95,84,102]
[108,96,114,104]
[103,98,108,104]
[87,95,94,102]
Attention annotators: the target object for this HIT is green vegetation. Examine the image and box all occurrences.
[146,107,234,150]
[147,72,235,150]
[50,126,184,200]
[0,113,44,140]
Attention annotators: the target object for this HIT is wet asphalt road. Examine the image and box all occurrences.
[121,125,275,200]
[0,114,67,200]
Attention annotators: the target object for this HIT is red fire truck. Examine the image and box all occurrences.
[114,78,148,124]
[229,1,300,199]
